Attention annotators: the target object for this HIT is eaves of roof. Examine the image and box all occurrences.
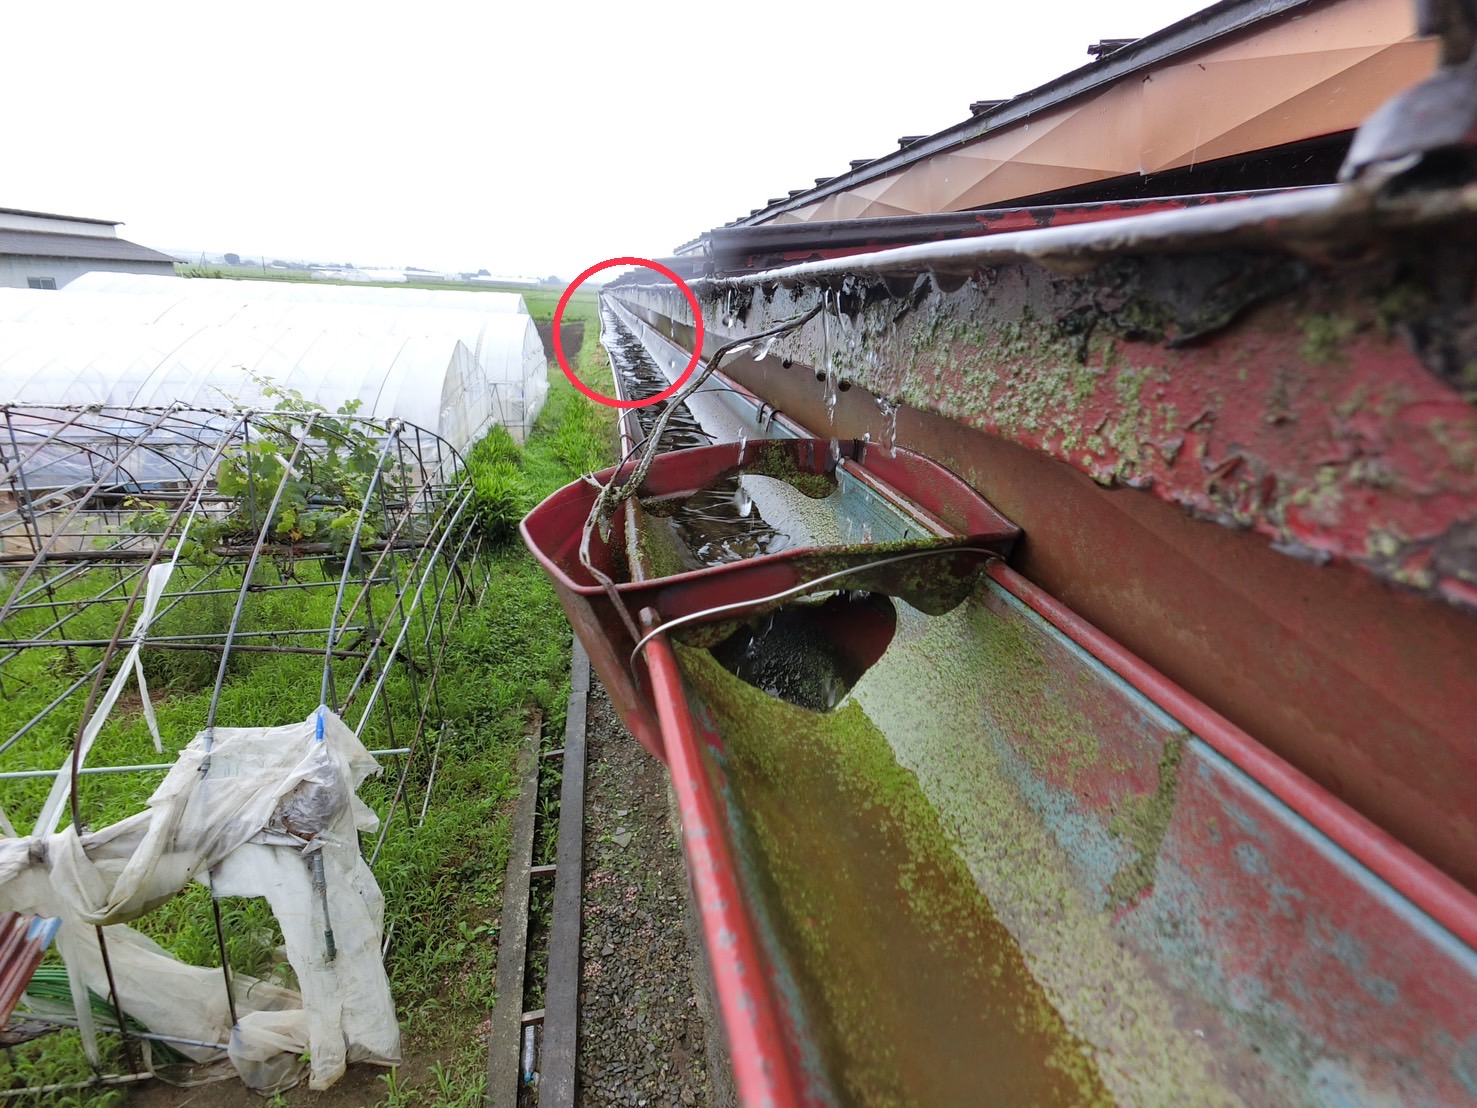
[0,228,176,265]
[733,0,1316,228]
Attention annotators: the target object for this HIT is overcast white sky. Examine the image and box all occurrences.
[6,1,1210,279]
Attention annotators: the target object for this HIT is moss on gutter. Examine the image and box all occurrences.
[634,517,691,580]
[748,441,837,499]
[1107,734,1186,906]
[970,607,1100,784]
[1298,313,1357,365]
[675,644,1109,1106]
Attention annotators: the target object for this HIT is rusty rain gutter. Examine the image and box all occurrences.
[638,181,1476,292]
[598,313,811,1105]
[985,560,1477,951]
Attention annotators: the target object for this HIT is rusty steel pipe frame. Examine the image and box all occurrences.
[0,404,480,1076]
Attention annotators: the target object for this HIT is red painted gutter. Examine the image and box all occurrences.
[986,559,1477,951]
[643,624,805,1107]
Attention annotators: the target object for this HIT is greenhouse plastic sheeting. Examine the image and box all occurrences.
[0,314,547,464]
[0,708,399,1093]
[64,271,530,313]
[0,276,548,457]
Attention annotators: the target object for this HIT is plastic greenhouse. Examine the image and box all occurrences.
[64,271,530,313]
[0,276,549,454]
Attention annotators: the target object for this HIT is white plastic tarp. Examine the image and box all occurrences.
[0,707,399,1092]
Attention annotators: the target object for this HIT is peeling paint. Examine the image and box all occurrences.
[664,236,1477,611]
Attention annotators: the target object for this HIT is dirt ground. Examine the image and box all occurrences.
[127,1056,422,1108]
[573,681,734,1108]
[534,322,585,367]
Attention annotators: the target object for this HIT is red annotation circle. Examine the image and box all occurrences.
[552,257,704,409]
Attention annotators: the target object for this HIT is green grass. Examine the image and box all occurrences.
[515,286,600,326]
[0,356,617,1104]
[172,265,605,327]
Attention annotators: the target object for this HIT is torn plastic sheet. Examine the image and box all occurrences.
[0,708,400,1092]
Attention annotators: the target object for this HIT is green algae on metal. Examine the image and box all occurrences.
[847,588,1242,1105]
[674,643,1110,1107]
[1297,313,1358,365]
[748,441,837,499]
[970,608,1101,784]
[635,515,692,580]
[1107,734,1187,906]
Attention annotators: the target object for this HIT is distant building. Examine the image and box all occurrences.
[311,267,408,284]
[0,207,177,289]
[472,275,540,288]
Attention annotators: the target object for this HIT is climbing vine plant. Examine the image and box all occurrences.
[126,384,398,565]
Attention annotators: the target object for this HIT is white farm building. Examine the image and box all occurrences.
[0,273,549,455]
[0,208,177,290]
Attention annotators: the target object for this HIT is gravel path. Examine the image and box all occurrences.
[575,681,734,1108]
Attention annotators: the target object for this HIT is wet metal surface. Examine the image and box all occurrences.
[605,202,1477,894]
[599,304,710,453]
[526,283,1477,1105]
[676,581,1477,1104]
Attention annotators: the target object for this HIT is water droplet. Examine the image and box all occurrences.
[822,673,842,710]
[733,483,753,518]
[877,397,899,455]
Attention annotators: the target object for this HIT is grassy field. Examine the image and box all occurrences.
[172,265,604,329]
[0,322,617,1104]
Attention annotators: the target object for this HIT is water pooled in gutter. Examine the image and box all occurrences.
[603,305,803,569]
[601,305,709,452]
[709,590,897,711]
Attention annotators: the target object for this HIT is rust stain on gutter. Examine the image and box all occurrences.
[619,195,1477,610]
[604,187,1477,891]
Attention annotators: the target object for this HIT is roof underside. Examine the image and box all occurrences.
[711,0,1435,237]
[0,229,175,264]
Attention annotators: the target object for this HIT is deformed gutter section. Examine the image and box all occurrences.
[533,290,1477,1105]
